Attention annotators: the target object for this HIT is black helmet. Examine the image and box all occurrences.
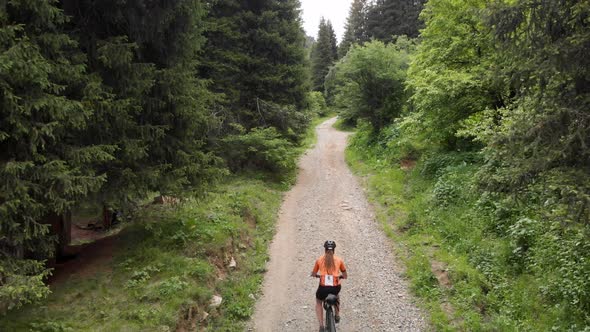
[324,240,336,250]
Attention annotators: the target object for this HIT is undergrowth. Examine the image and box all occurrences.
[0,177,282,332]
[344,125,590,332]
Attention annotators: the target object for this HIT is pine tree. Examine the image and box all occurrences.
[63,0,220,207]
[0,0,111,310]
[366,0,427,42]
[311,18,338,92]
[200,0,309,138]
[339,0,368,58]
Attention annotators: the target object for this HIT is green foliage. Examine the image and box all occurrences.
[341,0,590,330]
[0,176,285,330]
[406,0,495,150]
[0,0,108,309]
[218,126,298,177]
[461,0,590,195]
[29,320,73,332]
[307,91,328,117]
[2,0,309,314]
[65,0,222,205]
[339,0,369,58]
[365,0,427,42]
[201,0,309,136]
[0,259,52,312]
[158,277,189,297]
[328,38,414,131]
[347,123,590,330]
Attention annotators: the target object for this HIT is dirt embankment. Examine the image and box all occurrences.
[249,118,426,331]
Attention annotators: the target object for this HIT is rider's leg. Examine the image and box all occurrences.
[334,295,341,323]
[316,298,324,327]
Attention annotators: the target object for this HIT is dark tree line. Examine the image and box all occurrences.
[0,0,308,310]
[339,0,427,56]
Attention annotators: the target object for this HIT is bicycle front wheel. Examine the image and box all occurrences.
[325,306,337,332]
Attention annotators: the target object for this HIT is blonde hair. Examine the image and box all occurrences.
[323,250,335,274]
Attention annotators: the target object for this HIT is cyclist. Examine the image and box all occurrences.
[310,240,347,332]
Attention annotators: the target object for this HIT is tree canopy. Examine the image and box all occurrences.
[365,0,427,42]
[339,0,369,58]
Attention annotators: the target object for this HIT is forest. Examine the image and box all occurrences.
[1,0,589,331]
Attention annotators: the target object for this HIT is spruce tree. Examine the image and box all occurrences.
[63,0,219,207]
[311,18,338,92]
[0,0,110,309]
[200,0,309,138]
[339,0,368,58]
[366,0,427,42]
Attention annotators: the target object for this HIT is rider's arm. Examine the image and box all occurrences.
[339,260,348,279]
[311,260,320,277]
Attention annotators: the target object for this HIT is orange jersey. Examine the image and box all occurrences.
[312,254,347,286]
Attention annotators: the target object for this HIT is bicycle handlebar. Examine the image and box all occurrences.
[312,273,346,279]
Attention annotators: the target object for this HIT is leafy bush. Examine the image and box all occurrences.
[326,38,413,131]
[29,321,73,332]
[158,277,188,297]
[218,126,298,176]
[432,176,460,207]
[0,259,52,312]
[420,152,480,178]
[307,91,328,117]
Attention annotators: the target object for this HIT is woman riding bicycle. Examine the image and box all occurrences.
[311,240,347,332]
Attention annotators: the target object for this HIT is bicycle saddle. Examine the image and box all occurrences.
[325,294,338,305]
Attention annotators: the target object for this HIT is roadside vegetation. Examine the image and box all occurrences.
[2,177,282,331]
[331,0,590,331]
[0,110,331,332]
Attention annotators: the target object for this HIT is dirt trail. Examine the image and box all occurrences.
[249,118,426,331]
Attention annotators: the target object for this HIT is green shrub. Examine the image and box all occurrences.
[218,126,297,176]
[29,321,73,332]
[307,91,328,117]
[158,277,189,297]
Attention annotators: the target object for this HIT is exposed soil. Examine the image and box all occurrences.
[249,118,427,331]
[70,223,109,243]
[400,159,417,170]
[430,260,451,289]
[48,234,118,285]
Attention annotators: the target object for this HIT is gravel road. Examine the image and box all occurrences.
[249,117,427,332]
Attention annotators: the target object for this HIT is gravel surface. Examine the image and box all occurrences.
[249,118,427,332]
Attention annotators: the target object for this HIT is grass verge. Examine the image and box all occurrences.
[1,177,282,332]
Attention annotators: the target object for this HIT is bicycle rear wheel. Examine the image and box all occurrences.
[325,306,337,332]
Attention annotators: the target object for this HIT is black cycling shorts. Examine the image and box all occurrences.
[316,285,341,301]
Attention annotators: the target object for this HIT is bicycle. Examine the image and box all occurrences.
[314,274,344,332]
